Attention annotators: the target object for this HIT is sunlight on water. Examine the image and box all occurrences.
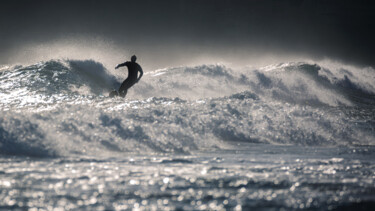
[0,146,374,210]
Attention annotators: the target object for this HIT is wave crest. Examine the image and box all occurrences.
[1,60,374,107]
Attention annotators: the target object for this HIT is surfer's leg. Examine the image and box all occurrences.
[119,80,128,92]
[118,79,136,98]
[119,79,131,98]
[119,89,127,98]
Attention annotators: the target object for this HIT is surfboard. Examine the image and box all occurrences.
[109,90,119,98]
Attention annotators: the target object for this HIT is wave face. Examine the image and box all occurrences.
[1,60,374,157]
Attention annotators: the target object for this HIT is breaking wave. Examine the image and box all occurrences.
[0,59,374,157]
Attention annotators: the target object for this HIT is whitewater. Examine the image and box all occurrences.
[1,59,374,210]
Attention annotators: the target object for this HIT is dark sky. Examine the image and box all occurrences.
[1,0,375,69]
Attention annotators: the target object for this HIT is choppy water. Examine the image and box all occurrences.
[0,59,374,210]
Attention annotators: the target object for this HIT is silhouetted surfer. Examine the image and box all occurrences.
[110,55,143,98]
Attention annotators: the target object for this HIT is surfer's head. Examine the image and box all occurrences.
[131,55,137,62]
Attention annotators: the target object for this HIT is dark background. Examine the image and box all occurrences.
[1,0,375,69]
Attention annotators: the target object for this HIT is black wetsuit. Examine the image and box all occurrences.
[117,61,143,97]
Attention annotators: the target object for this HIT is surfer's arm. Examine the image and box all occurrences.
[137,67,143,82]
[115,62,128,69]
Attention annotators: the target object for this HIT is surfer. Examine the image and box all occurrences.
[111,55,143,98]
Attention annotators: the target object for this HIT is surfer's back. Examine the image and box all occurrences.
[125,61,142,79]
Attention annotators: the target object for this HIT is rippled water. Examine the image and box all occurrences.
[1,60,374,210]
[1,145,375,210]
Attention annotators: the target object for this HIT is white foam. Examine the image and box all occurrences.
[0,59,374,157]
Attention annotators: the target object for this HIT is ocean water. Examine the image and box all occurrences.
[0,59,374,210]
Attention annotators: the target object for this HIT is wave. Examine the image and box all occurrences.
[0,60,119,98]
[1,93,374,158]
[142,62,375,106]
[0,59,374,157]
[1,59,374,106]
